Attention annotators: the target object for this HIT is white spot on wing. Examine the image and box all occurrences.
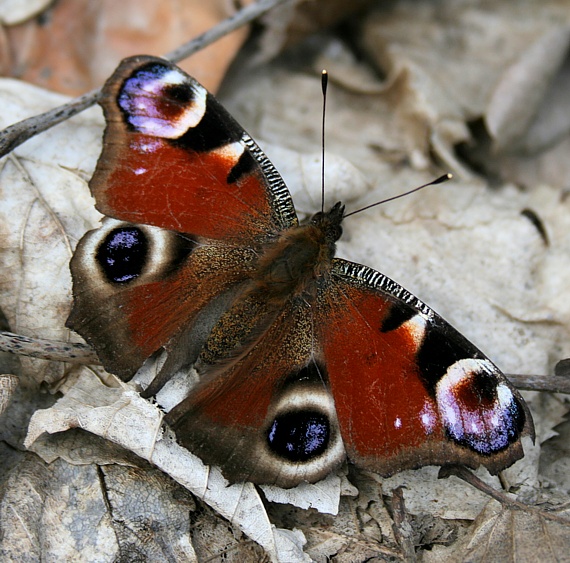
[402,314,428,347]
[209,141,245,165]
[420,401,437,433]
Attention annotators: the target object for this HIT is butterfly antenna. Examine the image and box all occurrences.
[343,173,453,218]
[321,70,328,214]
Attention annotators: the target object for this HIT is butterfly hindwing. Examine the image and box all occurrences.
[67,219,256,377]
[166,292,346,488]
[319,259,533,476]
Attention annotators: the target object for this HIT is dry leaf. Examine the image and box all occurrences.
[424,500,570,562]
[23,367,310,562]
[257,0,376,62]
[0,452,272,561]
[2,2,570,560]
[0,80,101,385]
[359,0,570,181]
[486,26,570,152]
[1,0,251,94]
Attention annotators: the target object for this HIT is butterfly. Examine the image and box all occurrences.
[67,55,534,488]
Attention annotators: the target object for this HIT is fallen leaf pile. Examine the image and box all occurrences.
[1,1,570,561]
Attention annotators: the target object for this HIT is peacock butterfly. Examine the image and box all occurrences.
[67,55,534,488]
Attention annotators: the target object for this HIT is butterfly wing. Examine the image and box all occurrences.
[318,259,534,476]
[166,293,346,488]
[166,257,532,488]
[90,55,297,242]
[67,57,297,378]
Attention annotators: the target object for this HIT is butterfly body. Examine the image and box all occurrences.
[67,55,534,488]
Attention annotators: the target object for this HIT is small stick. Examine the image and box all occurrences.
[0,331,99,365]
[440,465,570,525]
[0,0,291,158]
[506,372,570,395]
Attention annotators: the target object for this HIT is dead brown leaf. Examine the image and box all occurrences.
[1,0,251,94]
[359,0,570,187]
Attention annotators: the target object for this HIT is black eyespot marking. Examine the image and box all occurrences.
[267,411,330,462]
[380,301,417,332]
[96,227,148,284]
[417,323,481,393]
[176,93,241,152]
[227,150,255,184]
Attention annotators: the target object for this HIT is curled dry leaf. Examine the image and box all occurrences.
[359,1,570,181]
[24,367,310,562]
[486,26,570,152]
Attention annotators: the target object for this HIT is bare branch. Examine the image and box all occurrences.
[0,0,291,158]
[0,331,99,365]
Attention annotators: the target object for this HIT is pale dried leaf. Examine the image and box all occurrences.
[359,1,570,176]
[24,367,309,562]
[0,455,119,561]
[0,79,101,385]
[486,26,570,151]
[0,454,205,561]
[261,471,348,515]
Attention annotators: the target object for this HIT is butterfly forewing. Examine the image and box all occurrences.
[92,56,297,243]
[68,56,297,377]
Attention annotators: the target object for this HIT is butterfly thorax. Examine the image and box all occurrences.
[254,202,345,302]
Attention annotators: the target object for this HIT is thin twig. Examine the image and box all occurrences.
[0,0,291,158]
[0,331,99,365]
[439,465,570,525]
[506,373,570,395]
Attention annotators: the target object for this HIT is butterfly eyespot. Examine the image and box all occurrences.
[436,358,526,454]
[267,410,330,462]
[96,226,149,284]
